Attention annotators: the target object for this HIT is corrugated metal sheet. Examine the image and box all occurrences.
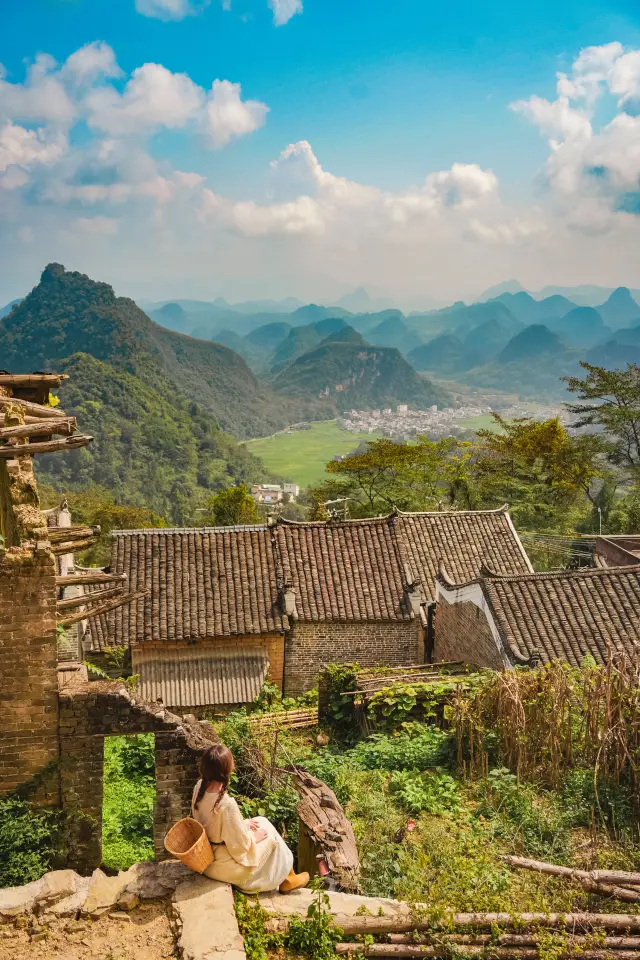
[132,645,269,708]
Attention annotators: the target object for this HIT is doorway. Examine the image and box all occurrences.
[102,733,156,872]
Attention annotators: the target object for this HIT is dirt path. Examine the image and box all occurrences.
[0,902,175,960]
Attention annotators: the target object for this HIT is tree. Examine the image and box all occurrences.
[318,436,476,516]
[204,485,261,526]
[564,362,640,470]
[473,415,604,532]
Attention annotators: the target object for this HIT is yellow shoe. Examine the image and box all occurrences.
[279,870,310,893]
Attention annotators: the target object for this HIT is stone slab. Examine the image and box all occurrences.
[81,866,137,918]
[47,875,92,917]
[171,876,246,960]
[125,860,194,900]
[0,871,80,922]
[259,888,413,920]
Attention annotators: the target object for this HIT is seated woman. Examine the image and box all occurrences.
[191,744,309,894]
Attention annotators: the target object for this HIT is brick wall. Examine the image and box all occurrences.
[434,595,506,669]
[284,620,422,696]
[59,681,218,873]
[0,541,60,805]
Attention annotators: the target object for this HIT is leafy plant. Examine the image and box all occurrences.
[102,735,155,871]
[389,770,460,816]
[0,797,64,887]
[286,877,344,959]
[234,893,282,960]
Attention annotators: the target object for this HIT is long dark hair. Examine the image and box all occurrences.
[194,744,235,812]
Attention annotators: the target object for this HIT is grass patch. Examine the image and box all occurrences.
[102,734,155,872]
[243,420,380,487]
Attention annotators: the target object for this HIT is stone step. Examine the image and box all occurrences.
[171,876,246,960]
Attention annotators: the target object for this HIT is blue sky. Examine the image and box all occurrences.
[1,0,640,304]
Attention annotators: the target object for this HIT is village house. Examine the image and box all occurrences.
[82,506,533,709]
[435,563,640,668]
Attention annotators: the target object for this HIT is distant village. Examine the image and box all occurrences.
[338,399,570,442]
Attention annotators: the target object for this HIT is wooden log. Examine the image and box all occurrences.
[0,394,64,419]
[265,914,640,936]
[0,434,92,458]
[335,948,640,959]
[502,858,640,902]
[57,572,127,587]
[57,586,123,612]
[0,417,76,440]
[502,857,640,888]
[59,590,147,627]
[48,525,100,544]
[0,374,68,387]
[51,538,99,556]
[385,936,640,949]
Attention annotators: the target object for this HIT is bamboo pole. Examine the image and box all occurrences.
[502,858,640,902]
[51,538,98,556]
[57,572,127,587]
[502,857,640,888]
[0,418,76,440]
[58,590,147,627]
[265,914,640,936]
[0,394,64,419]
[384,936,640,949]
[57,586,123,612]
[0,374,68,387]
[0,434,92,457]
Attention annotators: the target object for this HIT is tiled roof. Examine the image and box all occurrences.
[132,645,269,707]
[275,515,415,622]
[481,566,640,666]
[111,528,285,645]
[81,581,112,653]
[398,507,533,602]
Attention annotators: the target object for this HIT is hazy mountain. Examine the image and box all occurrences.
[367,315,423,355]
[610,324,640,348]
[313,316,349,339]
[596,287,640,330]
[221,296,303,314]
[0,298,22,319]
[273,338,448,412]
[548,307,610,348]
[318,324,366,346]
[490,291,575,325]
[535,284,640,306]
[408,334,472,375]
[271,324,323,372]
[0,263,320,440]
[244,321,292,350]
[498,324,567,364]
[463,316,524,363]
[335,286,394,313]
[479,280,527,301]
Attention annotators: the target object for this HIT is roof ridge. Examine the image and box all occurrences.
[484,564,640,584]
[396,504,510,518]
[111,525,269,536]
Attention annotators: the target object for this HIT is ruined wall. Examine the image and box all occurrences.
[58,680,218,874]
[0,541,60,804]
[434,595,506,669]
[284,620,422,696]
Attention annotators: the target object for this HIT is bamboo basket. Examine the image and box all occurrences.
[164,817,214,873]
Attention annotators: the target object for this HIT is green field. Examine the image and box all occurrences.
[244,420,380,488]
[457,414,504,433]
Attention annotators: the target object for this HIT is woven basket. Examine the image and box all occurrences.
[164,817,214,873]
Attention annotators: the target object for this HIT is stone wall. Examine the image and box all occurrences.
[0,541,60,805]
[58,680,218,874]
[284,620,422,696]
[434,595,506,669]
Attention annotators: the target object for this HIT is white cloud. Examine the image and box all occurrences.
[86,63,204,135]
[0,55,75,126]
[63,42,121,85]
[135,0,206,21]
[425,163,498,207]
[0,122,66,173]
[269,0,302,26]
[203,80,268,147]
[72,216,119,235]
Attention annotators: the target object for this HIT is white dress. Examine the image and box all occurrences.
[191,781,293,894]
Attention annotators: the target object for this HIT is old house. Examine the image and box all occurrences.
[82,506,533,707]
[435,563,640,668]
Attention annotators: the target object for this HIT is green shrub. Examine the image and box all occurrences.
[0,797,64,887]
[102,735,155,871]
[238,785,300,850]
[350,725,452,771]
[389,770,460,816]
[286,879,344,959]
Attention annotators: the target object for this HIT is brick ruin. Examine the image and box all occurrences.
[0,373,218,873]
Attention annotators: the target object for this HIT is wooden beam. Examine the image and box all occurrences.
[0,434,93,458]
[0,394,65,420]
[0,374,68,387]
[57,586,123,612]
[59,590,147,627]
[48,525,100,543]
[51,537,98,556]
[57,571,127,587]
[0,418,76,441]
